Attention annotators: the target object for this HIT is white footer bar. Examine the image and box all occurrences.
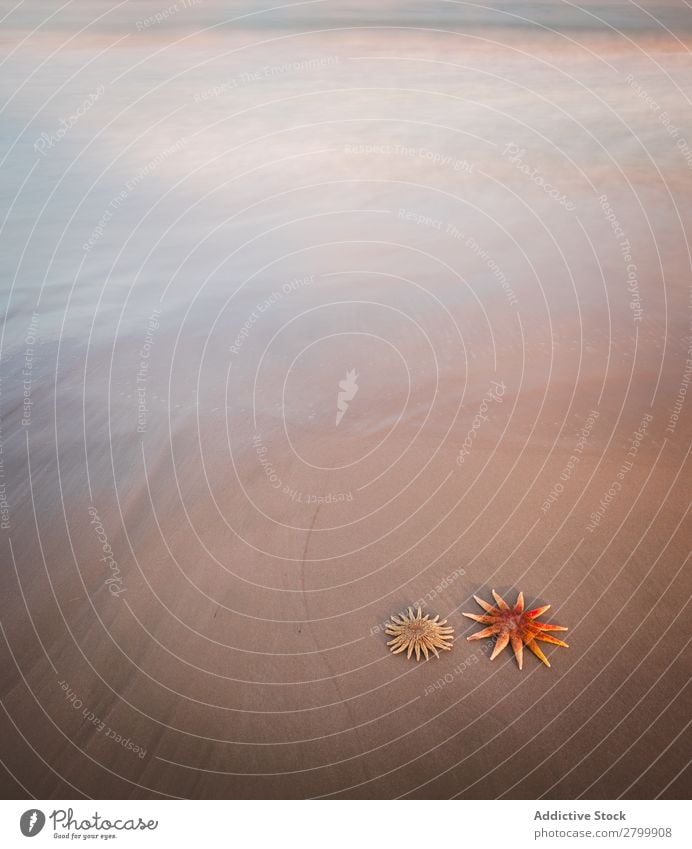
[1,799,687,848]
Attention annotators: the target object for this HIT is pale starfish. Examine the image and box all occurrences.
[385,606,454,661]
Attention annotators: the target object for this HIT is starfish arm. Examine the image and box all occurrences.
[492,589,511,611]
[510,633,524,669]
[407,641,414,659]
[526,604,551,619]
[421,642,429,660]
[467,625,501,640]
[514,591,525,613]
[390,615,403,623]
[525,638,551,667]
[462,613,497,624]
[390,643,408,654]
[408,607,415,620]
[530,622,568,632]
[474,594,501,614]
[490,631,510,659]
[415,642,421,661]
[533,633,569,648]
[416,607,423,620]
[430,644,440,659]
[386,637,405,646]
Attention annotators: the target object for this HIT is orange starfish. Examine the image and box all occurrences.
[463,590,568,669]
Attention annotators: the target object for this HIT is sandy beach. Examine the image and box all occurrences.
[0,1,691,799]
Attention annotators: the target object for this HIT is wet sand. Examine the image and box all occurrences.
[0,2,691,799]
